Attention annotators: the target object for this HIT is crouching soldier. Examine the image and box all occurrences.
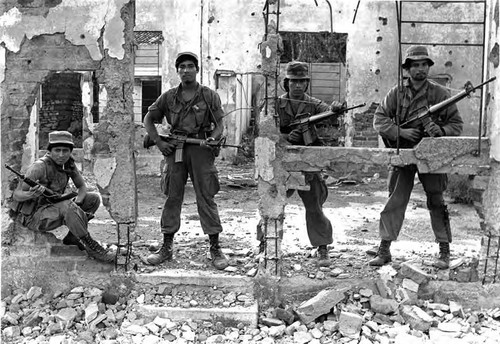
[11,131,115,263]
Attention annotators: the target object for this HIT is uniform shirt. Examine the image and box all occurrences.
[24,154,79,194]
[147,82,224,137]
[278,93,330,134]
[374,79,463,143]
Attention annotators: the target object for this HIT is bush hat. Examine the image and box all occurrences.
[285,61,310,80]
[175,51,199,69]
[402,45,434,69]
[47,131,74,150]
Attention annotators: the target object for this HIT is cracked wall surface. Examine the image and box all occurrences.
[1,0,136,287]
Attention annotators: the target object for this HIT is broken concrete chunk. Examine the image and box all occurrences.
[295,287,349,324]
[338,311,363,338]
[399,262,431,284]
[400,305,432,332]
[402,278,420,293]
[370,294,399,315]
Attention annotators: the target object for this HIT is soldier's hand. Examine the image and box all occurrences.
[288,129,303,144]
[201,137,215,147]
[330,100,345,112]
[400,128,422,143]
[29,184,46,197]
[157,139,176,156]
[425,122,444,137]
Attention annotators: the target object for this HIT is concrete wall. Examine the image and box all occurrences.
[1,0,137,286]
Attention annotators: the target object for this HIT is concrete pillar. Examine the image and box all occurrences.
[253,0,287,306]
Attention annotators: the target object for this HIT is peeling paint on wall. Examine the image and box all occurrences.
[254,137,276,182]
[94,157,117,189]
[0,0,128,60]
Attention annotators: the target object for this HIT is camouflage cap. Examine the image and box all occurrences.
[402,45,434,69]
[284,61,310,80]
[47,130,74,150]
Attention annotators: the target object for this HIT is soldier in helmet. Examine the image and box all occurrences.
[143,51,229,270]
[257,61,343,267]
[370,45,463,269]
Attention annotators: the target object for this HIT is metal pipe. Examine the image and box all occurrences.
[325,0,333,33]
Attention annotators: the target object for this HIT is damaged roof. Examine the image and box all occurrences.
[134,31,164,44]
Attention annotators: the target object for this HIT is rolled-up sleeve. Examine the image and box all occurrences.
[146,93,169,124]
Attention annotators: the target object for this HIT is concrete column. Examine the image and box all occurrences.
[254,0,288,306]
[91,1,137,270]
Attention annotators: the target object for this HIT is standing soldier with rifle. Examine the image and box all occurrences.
[370,45,464,269]
[9,131,115,263]
[143,51,229,270]
[257,61,344,267]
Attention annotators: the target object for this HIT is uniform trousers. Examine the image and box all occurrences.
[161,144,223,235]
[257,172,333,247]
[379,165,451,243]
[22,193,100,238]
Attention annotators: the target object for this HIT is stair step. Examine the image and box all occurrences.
[135,269,254,292]
[135,303,259,328]
[133,269,258,328]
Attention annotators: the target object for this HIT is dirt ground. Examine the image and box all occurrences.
[57,159,482,280]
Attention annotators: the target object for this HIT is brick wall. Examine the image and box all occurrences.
[39,73,84,149]
[352,102,379,148]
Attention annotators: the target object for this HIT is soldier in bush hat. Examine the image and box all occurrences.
[401,45,434,69]
[256,61,344,267]
[371,45,464,269]
[12,130,115,263]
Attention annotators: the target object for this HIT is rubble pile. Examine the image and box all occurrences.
[2,259,500,344]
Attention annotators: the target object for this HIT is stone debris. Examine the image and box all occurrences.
[2,272,500,344]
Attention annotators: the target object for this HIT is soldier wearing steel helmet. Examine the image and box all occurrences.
[143,51,229,270]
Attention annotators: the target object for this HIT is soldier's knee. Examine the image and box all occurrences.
[426,193,444,210]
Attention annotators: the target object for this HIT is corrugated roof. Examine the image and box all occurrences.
[134,31,164,44]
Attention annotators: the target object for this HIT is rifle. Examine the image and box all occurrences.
[288,103,366,146]
[143,133,242,163]
[4,164,78,203]
[384,77,496,148]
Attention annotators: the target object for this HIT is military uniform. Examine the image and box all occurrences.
[374,78,463,244]
[18,154,100,237]
[370,45,464,269]
[257,61,335,266]
[147,83,224,236]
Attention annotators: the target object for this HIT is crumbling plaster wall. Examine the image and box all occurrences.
[1,0,136,234]
[136,0,485,145]
[135,0,262,91]
[482,0,500,237]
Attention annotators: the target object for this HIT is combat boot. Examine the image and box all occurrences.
[62,231,85,251]
[433,242,450,269]
[79,233,115,263]
[146,234,174,265]
[368,240,392,266]
[209,234,229,270]
[317,245,331,267]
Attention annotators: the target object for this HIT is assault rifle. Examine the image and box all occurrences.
[143,133,242,163]
[288,103,366,146]
[384,76,496,148]
[4,164,78,203]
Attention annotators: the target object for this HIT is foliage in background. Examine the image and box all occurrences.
[447,175,474,204]
[279,31,347,63]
